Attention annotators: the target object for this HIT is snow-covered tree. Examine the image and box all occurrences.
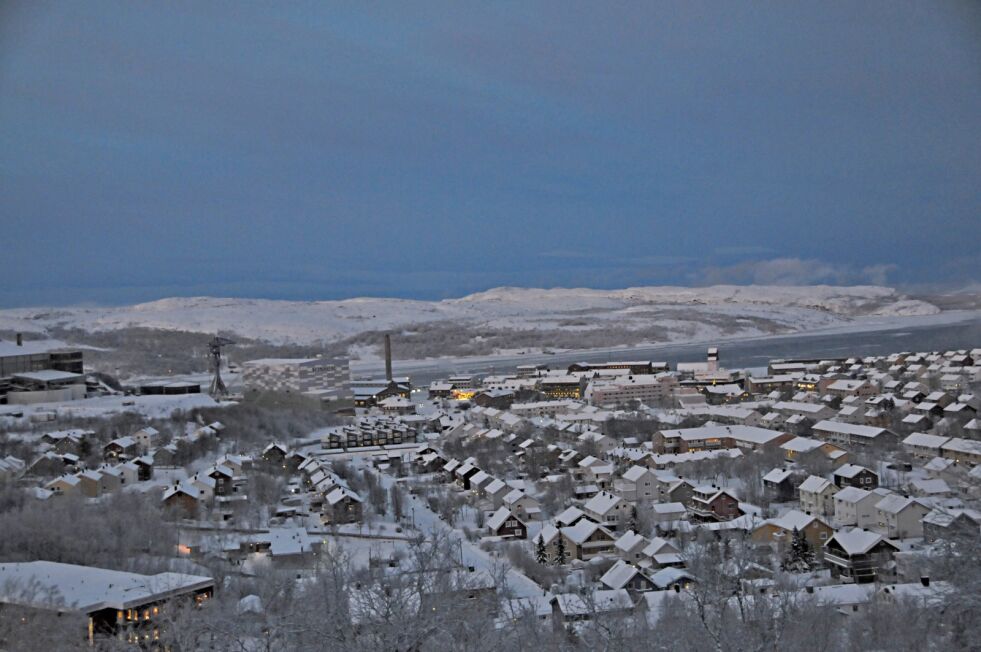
[780,527,814,573]
[535,534,548,565]
[554,533,569,566]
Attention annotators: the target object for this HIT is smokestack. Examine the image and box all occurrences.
[16,333,22,346]
[384,334,393,382]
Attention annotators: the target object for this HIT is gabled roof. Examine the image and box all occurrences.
[834,463,874,479]
[762,468,794,484]
[583,491,624,516]
[487,506,522,532]
[764,509,828,532]
[798,475,834,494]
[600,560,647,590]
[614,530,648,553]
[562,519,612,545]
[827,528,898,555]
[555,506,585,526]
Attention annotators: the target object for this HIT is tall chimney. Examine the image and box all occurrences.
[384,334,393,382]
[16,333,23,346]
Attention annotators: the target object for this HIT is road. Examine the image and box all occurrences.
[362,462,549,600]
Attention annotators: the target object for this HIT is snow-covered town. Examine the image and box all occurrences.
[4,2,980,649]
[0,330,979,649]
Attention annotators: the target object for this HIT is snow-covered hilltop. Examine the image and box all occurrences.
[0,285,940,347]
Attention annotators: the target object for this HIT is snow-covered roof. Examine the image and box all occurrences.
[600,561,645,590]
[0,561,213,613]
[762,468,794,484]
[614,530,648,553]
[562,519,609,545]
[834,463,874,479]
[828,528,896,555]
[583,491,623,516]
[487,506,521,532]
[765,509,826,532]
[874,494,925,515]
[798,475,834,494]
[12,369,83,382]
[813,420,890,439]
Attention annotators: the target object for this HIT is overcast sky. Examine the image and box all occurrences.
[1,2,979,306]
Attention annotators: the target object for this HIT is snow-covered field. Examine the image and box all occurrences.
[0,285,940,348]
[0,393,223,424]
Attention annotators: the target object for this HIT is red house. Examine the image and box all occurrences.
[688,485,742,522]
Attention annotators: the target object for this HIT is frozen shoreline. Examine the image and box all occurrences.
[350,309,981,376]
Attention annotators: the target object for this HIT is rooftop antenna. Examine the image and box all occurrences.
[208,335,236,398]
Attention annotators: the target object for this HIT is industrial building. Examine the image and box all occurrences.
[241,356,350,400]
[0,336,86,404]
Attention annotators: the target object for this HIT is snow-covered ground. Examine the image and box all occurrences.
[0,392,224,424]
[0,285,940,346]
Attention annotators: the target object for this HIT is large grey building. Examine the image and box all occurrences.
[241,356,350,399]
[0,337,85,404]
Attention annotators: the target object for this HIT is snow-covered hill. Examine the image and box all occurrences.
[0,285,940,347]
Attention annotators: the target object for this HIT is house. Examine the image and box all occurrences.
[555,505,587,528]
[826,379,877,399]
[823,528,899,583]
[550,590,634,625]
[600,561,656,593]
[751,510,833,549]
[162,484,203,519]
[486,507,527,539]
[484,478,510,507]
[133,456,154,481]
[560,520,616,560]
[207,465,236,496]
[502,489,541,521]
[637,568,690,595]
[811,420,897,449]
[76,470,104,498]
[0,561,213,644]
[688,485,742,522]
[798,475,838,517]
[103,436,139,462]
[762,468,799,502]
[922,509,981,543]
[261,443,289,469]
[834,487,892,528]
[833,464,878,489]
[642,537,684,569]
[613,530,650,564]
[25,452,78,478]
[582,491,632,531]
[654,425,792,454]
[901,433,951,459]
[649,502,687,525]
[872,494,931,539]
[130,427,158,453]
[780,436,847,465]
[617,465,659,502]
[323,487,363,524]
[909,478,952,498]
[940,437,981,466]
[0,456,25,482]
[45,474,81,497]
[533,524,562,563]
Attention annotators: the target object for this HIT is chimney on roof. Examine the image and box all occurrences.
[384,334,393,382]
[16,333,22,346]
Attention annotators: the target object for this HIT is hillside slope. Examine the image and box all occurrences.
[0,285,939,347]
